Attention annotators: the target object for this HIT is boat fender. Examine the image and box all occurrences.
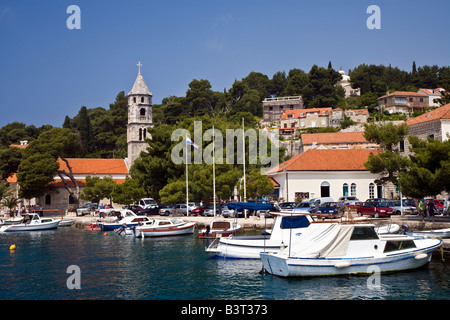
[10,244,16,251]
[415,253,428,260]
[334,261,350,268]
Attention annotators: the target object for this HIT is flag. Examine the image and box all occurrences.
[186,136,199,149]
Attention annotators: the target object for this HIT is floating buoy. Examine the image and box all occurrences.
[9,244,16,251]
[103,232,107,236]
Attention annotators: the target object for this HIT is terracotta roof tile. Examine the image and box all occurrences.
[280,107,332,119]
[267,149,378,174]
[405,103,450,126]
[301,131,367,145]
[379,91,428,99]
[57,158,129,175]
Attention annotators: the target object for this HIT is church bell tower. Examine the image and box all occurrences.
[127,62,153,166]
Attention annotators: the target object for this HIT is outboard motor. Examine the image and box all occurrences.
[400,224,409,235]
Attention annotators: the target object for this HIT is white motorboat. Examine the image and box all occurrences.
[407,228,450,239]
[206,213,314,259]
[123,218,196,237]
[198,219,242,238]
[59,218,75,227]
[98,209,151,231]
[0,213,61,232]
[260,222,442,277]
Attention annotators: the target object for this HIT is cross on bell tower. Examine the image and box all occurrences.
[127,62,153,166]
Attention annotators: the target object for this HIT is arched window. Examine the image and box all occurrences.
[141,97,144,103]
[143,128,147,139]
[140,108,146,116]
[343,183,349,197]
[320,181,330,197]
[351,183,357,197]
[133,97,136,103]
[369,183,375,199]
[139,128,142,141]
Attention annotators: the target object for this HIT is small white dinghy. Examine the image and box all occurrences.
[407,228,450,239]
[118,218,195,238]
[260,222,442,277]
[0,213,61,232]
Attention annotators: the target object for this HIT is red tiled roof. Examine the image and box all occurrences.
[269,177,280,187]
[379,91,428,99]
[267,149,378,174]
[405,103,450,126]
[50,178,127,187]
[280,107,332,119]
[301,131,367,145]
[57,158,128,175]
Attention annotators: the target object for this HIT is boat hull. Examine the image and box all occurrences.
[206,236,279,259]
[407,228,450,238]
[100,222,141,231]
[260,239,442,277]
[134,222,195,237]
[1,220,61,232]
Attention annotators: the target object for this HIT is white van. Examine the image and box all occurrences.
[139,198,157,209]
[310,197,334,206]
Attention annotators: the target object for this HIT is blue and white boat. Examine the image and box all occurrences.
[98,209,151,231]
[206,213,314,259]
[0,213,61,232]
[260,222,442,277]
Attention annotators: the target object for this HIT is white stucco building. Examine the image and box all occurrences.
[267,149,384,202]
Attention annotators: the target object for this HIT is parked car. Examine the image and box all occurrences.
[365,198,389,203]
[203,203,219,216]
[384,200,416,215]
[292,202,315,213]
[159,205,175,216]
[221,205,239,218]
[338,196,360,205]
[277,202,297,211]
[126,205,145,214]
[310,197,334,206]
[138,198,157,209]
[138,204,162,215]
[191,204,208,216]
[76,203,98,216]
[433,199,445,213]
[316,202,343,217]
[356,201,393,217]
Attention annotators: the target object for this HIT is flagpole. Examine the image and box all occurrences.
[243,117,247,219]
[186,135,189,216]
[243,117,246,202]
[213,126,216,218]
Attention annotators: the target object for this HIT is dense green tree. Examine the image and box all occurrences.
[17,128,81,201]
[398,136,450,198]
[0,146,23,181]
[80,176,117,204]
[112,177,146,205]
[242,168,274,200]
[363,122,410,186]
[302,65,343,108]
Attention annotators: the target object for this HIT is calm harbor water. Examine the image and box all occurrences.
[1,226,450,301]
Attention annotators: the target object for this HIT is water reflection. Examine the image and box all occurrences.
[1,228,450,300]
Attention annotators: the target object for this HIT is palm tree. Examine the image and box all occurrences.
[1,197,19,218]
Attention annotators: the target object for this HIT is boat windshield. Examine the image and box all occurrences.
[280,216,310,229]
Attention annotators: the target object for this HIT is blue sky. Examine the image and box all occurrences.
[0,0,449,128]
